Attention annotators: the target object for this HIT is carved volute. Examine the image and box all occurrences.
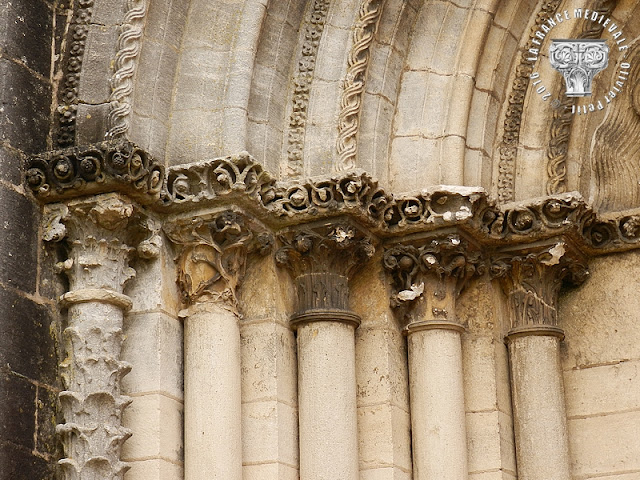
[383,233,485,332]
[276,221,375,327]
[490,241,589,339]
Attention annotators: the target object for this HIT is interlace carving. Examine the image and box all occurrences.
[336,0,383,170]
[546,0,617,196]
[383,235,484,327]
[107,0,147,138]
[163,210,272,312]
[26,140,164,204]
[285,0,330,177]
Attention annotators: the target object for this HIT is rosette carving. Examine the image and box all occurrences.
[164,210,272,312]
[26,141,163,204]
[491,242,588,336]
[383,234,484,328]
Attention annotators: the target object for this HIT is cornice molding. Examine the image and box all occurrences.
[26,141,164,205]
[27,143,640,257]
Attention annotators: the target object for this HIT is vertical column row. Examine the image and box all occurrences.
[492,242,588,480]
[276,222,375,480]
[384,233,483,480]
[164,210,271,480]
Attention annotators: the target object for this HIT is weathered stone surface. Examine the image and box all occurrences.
[0,186,39,293]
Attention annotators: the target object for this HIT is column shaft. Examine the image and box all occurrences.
[408,327,468,480]
[297,321,359,480]
[508,334,571,480]
[184,303,242,480]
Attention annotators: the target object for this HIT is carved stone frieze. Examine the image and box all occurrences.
[336,0,383,171]
[285,0,330,177]
[383,233,484,331]
[107,0,148,139]
[161,152,276,210]
[55,0,94,147]
[491,241,588,338]
[496,0,562,203]
[163,209,272,312]
[276,220,375,326]
[26,140,164,204]
[42,194,155,480]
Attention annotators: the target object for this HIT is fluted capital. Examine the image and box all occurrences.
[164,209,272,312]
[383,232,484,330]
[276,221,374,326]
[490,240,588,338]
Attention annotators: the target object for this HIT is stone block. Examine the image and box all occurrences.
[469,472,516,480]
[122,394,183,463]
[240,322,297,405]
[78,25,118,104]
[561,251,640,369]
[365,44,403,103]
[122,312,183,399]
[133,39,179,119]
[75,102,110,144]
[0,143,23,185]
[357,403,411,471]
[314,25,349,82]
[144,0,189,49]
[242,462,299,480]
[0,186,39,293]
[241,401,298,466]
[0,0,52,77]
[308,79,341,126]
[182,1,241,51]
[0,59,52,154]
[35,386,60,458]
[92,0,128,26]
[568,411,640,478]
[125,458,183,480]
[359,467,412,480]
[0,287,58,383]
[406,2,448,72]
[393,70,428,137]
[463,335,499,413]
[0,372,36,450]
[355,327,409,410]
[564,360,640,419]
[466,410,502,474]
[0,441,54,480]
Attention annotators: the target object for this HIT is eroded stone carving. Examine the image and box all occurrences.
[285,0,330,177]
[43,194,153,480]
[336,0,383,171]
[26,140,164,204]
[491,241,588,337]
[497,0,562,203]
[164,210,272,312]
[107,0,147,139]
[55,0,94,147]
[383,234,484,329]
[161,152,276,209]
[546,0,617,196]
[276,221,374,326]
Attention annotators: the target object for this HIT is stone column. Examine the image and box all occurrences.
[384,234,484,480]
[492,241,588,480]
[43,194,150,479]
[164,210,271,480]
[276,222,374,480]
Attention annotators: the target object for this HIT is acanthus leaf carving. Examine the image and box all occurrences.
[384,234,485,328]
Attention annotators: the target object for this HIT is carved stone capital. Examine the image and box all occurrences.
[164,209,272,313]
[43,193,158,296]
[26,140,164,205]
[276,221,375,326]
[490,241,588,338]
[383,233,484,331]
